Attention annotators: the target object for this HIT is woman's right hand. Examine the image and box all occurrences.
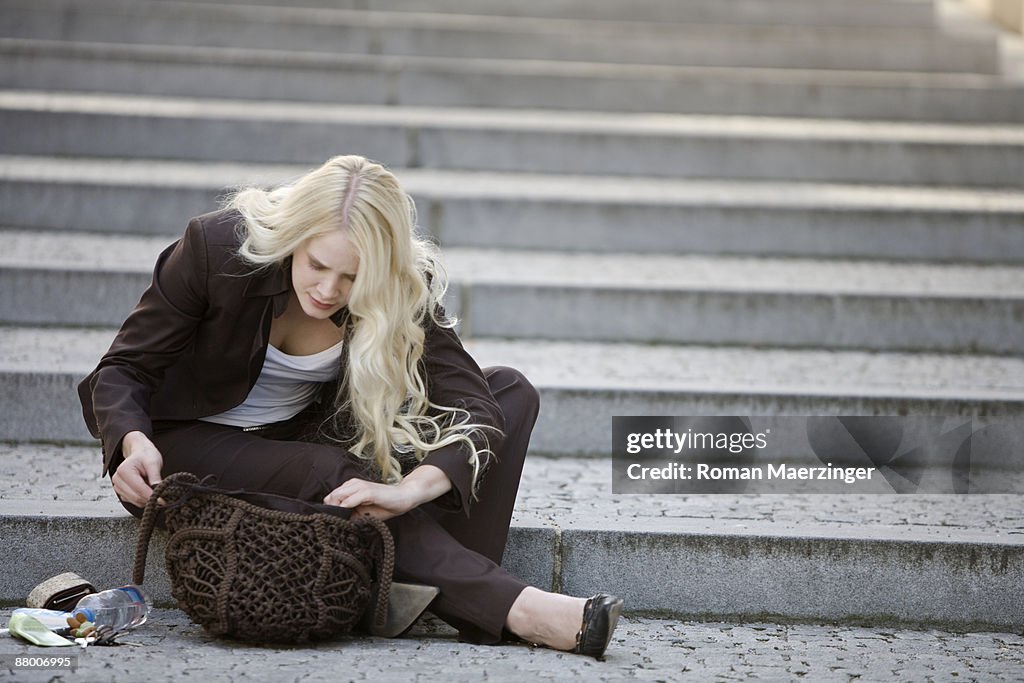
[112,431,164,507]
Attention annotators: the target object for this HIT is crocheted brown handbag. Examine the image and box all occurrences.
[132,472,393,643]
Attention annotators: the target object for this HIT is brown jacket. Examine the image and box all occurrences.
[77,208,503,516]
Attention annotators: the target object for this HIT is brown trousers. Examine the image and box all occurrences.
[119,366,539,644]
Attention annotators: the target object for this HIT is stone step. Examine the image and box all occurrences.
[3,229,1022,354]
[1,445,1020,629]
[0,0,994,73]
[3,90,1023,188]
[3,326,1022,447]
[2,39,1022,122]
[3,156,1023,264]
[137,0,940,28]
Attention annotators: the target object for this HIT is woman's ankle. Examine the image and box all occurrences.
[505,587,586,651]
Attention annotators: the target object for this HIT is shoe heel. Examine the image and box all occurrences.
[363,582,439,638]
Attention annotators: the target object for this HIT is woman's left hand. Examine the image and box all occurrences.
[323,465,453,521]
[323,479,417,520]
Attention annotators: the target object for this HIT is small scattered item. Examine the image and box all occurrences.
[71,585,150,637]
[9,608,71,632]
[26,572,96,612]
[9,583,151,648]
[7,612,75,647]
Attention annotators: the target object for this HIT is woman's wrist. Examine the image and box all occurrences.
[399,464,453,508]
[121,430,149,457]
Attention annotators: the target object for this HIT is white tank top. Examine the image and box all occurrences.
[199,339,344,428]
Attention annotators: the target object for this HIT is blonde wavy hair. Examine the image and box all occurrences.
[222,155,499,495]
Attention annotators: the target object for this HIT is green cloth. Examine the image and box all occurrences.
[7,613,74,647]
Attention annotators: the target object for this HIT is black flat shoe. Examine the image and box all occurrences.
[574,593,624,660]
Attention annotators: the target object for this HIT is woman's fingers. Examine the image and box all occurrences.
[112,447,164,507]
[333,488,371,508]
[143,458,162,488]
[113,460,153,507]
[324,479,414,520]
[324,479,366,507]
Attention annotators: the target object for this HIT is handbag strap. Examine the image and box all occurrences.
[132,475,195,581]
[132,472,197,585]
[362,514,395,631]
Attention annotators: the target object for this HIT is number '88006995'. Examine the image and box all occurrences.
[6,655,76,669]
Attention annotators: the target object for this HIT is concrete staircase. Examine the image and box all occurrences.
[1,0,1022,632]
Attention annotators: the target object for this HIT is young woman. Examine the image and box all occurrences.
[77,155,623,658]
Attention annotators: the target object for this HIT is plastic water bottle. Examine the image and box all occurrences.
[71,585,151,633]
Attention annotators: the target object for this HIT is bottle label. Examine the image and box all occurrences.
[118,586,146,603]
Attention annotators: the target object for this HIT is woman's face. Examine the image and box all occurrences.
[290,230,360,320]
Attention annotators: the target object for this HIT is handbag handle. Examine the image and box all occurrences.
[361,514,395,631]
[132,472,196,585]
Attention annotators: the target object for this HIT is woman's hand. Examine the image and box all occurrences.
[112,431,164,508]
[323,479,418,521]
[323,464,453,521]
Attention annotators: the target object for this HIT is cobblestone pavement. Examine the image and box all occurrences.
[1,609,1022,683]
[5,443,1023,536]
